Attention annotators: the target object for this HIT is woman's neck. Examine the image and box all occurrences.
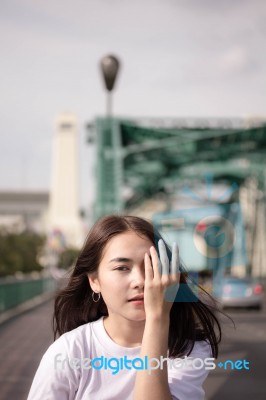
[103,315,146,347]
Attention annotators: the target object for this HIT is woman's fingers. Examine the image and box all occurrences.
[149,246,161,280]
[145,241,181,307]
[144,253,154,282]
[157,240,180,302]
[170,242,179,278]
[148,240,180,284]
[157,257,162,276]
[165,242,180,302]
[158,239,169,276]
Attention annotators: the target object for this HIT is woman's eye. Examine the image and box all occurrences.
[116,266,129,271]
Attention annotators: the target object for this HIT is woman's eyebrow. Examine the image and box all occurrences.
[109,257,133,263]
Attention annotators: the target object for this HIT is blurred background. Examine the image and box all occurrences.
[0,0,266,399]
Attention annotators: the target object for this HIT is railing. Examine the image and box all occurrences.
[0,273,57,313]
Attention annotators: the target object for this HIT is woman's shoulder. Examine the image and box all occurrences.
[187,340,212,358]
[44,318,102,360]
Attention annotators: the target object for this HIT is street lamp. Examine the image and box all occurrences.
[100,54,120,117]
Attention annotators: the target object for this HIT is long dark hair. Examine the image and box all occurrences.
[53,215,222,358]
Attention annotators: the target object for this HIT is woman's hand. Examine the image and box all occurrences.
[143,239,180,319]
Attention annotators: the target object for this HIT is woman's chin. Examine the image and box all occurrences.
[128,312,146,321]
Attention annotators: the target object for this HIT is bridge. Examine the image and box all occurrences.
[88,117,266,278]
[90,117,266,217]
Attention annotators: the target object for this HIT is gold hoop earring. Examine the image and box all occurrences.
[92,291,101,303]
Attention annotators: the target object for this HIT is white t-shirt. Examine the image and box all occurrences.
[27,316,212,400]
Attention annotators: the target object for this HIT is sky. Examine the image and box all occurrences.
[1,0,266,211]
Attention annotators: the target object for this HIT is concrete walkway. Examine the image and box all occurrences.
[0,299,54,400]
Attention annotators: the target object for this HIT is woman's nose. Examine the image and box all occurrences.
[130,269,145,288]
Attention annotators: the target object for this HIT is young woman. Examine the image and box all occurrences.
[27,215,221,400]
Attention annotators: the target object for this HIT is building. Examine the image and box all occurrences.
[0,113,85,250]
[0,190,49,233]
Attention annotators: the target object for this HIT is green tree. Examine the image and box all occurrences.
[57,247,79,270]
[0,229,46,277]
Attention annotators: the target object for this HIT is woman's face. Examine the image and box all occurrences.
[89,231,153,322]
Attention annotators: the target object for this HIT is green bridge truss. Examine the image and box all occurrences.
[89,117,266,220]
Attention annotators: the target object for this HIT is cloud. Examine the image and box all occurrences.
[218,46,252,75]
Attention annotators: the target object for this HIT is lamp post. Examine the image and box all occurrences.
[96,54,122,220]
[100,55,120,117]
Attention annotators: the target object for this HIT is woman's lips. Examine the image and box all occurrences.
[128,295,144,301]
[128,299,144,305]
